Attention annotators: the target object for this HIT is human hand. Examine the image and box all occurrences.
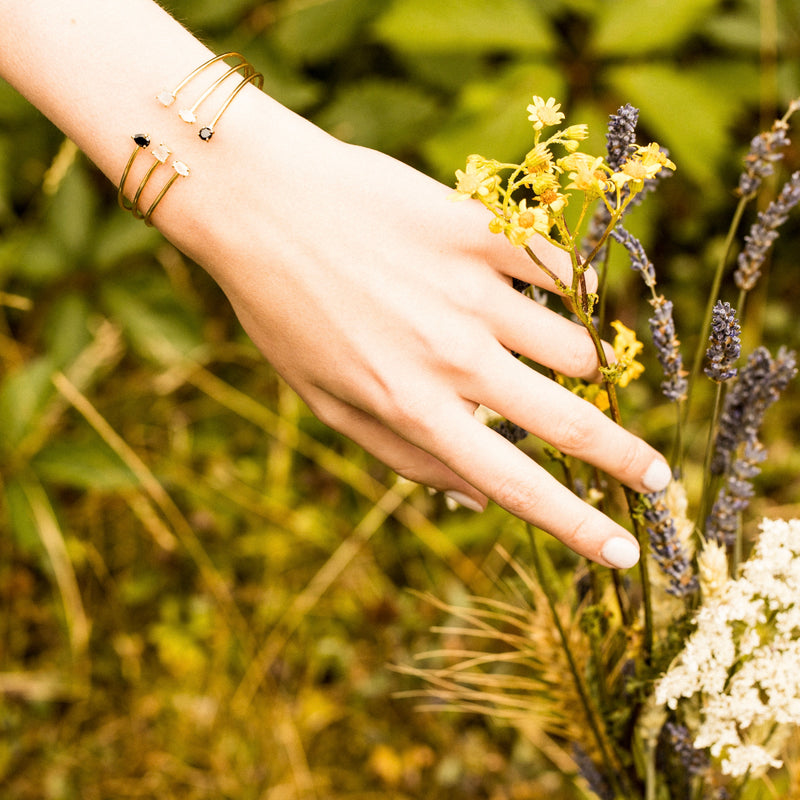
[160,97,671,570]
[0,0,669,568]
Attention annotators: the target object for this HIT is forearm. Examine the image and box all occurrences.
[0,0,334,277]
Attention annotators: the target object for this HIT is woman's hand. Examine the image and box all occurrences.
[174,114,671,570]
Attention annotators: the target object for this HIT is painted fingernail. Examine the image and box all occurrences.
[642,458,672,493]
[601,537,640,570]
[444,491,485,513]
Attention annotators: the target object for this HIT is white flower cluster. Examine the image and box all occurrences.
[655,518,800,777]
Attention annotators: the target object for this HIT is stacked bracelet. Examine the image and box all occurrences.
[117,52,262,224]
[117,134,189,226]
[156,51,263,142]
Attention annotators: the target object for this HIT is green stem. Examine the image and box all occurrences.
[526,524,633,799]
[685,195,749,424]
[695,382,724,532]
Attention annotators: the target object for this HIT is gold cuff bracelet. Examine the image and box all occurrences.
[156,51,263,142]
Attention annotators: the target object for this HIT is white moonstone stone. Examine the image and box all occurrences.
[156,90,175,107]
[152,144,171,163]
[172,161,190,177]
[179,109,197,123]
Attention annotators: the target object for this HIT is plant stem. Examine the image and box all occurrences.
[695,382,724,532]
[685,195,749,423]
[526,524,633,799]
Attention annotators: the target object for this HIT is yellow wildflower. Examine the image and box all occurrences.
[538,186,568,214]
[505,199,551,246]
[561,153,610,196]
[452,156,500,202]
[575,382,610,411]
[611,142,676,189]
[606,320,645,387]
[523,142,556,175]
[527,96,565,131]
[563,124,589,141]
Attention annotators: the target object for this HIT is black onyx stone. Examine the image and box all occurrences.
[199,127,214,141]
[133,134,150,148]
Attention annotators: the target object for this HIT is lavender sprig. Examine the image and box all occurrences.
[644,492,698,596]
[737,120,791,198]
[711,346,797,476]
[648,296,688,403]
[704,301,741,383]
[734,171,800,292]
[606,103,639,171]
[706,441,766,547]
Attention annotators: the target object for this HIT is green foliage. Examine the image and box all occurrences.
[2,0,800,797]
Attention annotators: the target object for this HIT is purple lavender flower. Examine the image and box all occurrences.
[704,301,741,382]
[706,441,766,546]
[663,721,708,776]
[648,296,688,403]
[738,121,791,198]
[644,491,698,596]
[606,103,639,172]
[711,346,797,476]
[735,171,800,292]
[491,419,528,444]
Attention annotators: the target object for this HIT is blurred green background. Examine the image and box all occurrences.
[2,0,800,797]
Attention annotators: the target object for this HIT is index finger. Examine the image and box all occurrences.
[427,410,647,569]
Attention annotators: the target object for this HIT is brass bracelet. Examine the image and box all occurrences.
[117,134,189,225]
[156,51,263,141]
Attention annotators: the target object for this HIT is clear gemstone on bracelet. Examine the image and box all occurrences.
[156,90,176,107]
[199,126,214,141]
[179,108,197,124]
[152,143,171,163]
[133,133,151,148]
[172,160,190,177]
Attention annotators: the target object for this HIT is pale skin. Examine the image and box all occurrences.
[0,0,672,569]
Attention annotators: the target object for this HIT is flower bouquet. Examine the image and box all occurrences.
[400,97,800,799]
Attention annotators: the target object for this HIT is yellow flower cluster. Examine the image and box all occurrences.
[451,96,675,255]
[604,320,645,387]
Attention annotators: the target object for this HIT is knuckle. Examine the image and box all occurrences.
[492,474,542,519]
[616,438,643,477]
[559,512,596,553]
[561,335,601,378]
[551,413,599,455]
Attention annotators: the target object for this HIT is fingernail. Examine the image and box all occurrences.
[642,458,672,493]
[444,491,485,513]
[601,537,640,570]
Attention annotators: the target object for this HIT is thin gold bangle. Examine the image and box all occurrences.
[131,143,172,219]
[143,160,190,226]
[197,71,264,142]
[177,63,255,125]
[155,52,248,108]
[118,135,188,223]
[118,133,150,210]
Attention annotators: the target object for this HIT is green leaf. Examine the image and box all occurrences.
[101,278,204,365]
[246,44,323,113]
[41,291,93,369]
[45,160,97,259]
[315,80,440,153]
[422,61,565,181]
[91,213,163,272]
[0,357,56,454]
[605,62,756,186]
[3,479,43,556]
[273,0,387,64]
[591,0,719,56]
[373,0,555,54]
[32,437,138,491]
